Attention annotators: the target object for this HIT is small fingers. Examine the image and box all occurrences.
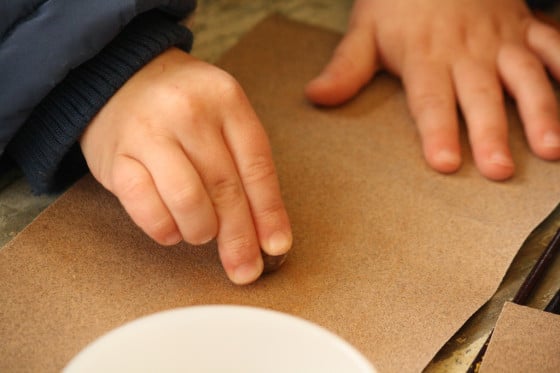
[502,42,560,160]
[402,58,462,173]
[305,22,378,106]
[527,19,560,81]
[223,95,292,258]
[139,138,218,246]
[453,59,514,180]
[177,111,265,284]
[110,155,181,246]
[204,150,264,285]
[176,76,292,284]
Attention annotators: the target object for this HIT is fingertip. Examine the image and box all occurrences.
[147,220,182,246]
[180,213,218,246]
[229,256,264,285]
[146,218,185,247]
[532,129,560,160]
[477,151,515,181]
[160,230,183,246]
[304,75,329,104]
[426,149,462,174]
[262,230,293,256]
[304,72,357,107]
[305,26,377,107]
[111,156,184,247]
[186,233,215,247]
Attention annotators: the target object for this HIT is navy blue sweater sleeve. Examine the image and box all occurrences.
[6,10,193,193]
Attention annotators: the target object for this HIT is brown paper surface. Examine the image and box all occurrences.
[1,15,560,373]
[479,302,560,373]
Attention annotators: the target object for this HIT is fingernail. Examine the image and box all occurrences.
[543,131,560,149]
[164,231,183,246]
[489,151,514,168]
[265,231,293,256]
[231,258,263,285]
[197,235,215,245]
[434,150,461,168]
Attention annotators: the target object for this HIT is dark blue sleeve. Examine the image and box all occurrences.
[5,10,193,193]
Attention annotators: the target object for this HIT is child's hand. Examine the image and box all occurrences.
[306,0,560,180]
[80,48,292,285]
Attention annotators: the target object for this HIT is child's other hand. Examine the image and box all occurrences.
[306,0,560,180]
[80,48,292,285]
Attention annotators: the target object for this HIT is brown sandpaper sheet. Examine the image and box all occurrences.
[479,302,560,373]
[1,15,560,373]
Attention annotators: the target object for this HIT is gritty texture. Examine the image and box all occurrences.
[2,15,560,373]
[2,2,560,372]
[479,303,560,373]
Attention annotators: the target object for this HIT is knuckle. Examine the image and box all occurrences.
[151,83,206,126]
[470,123,505,143]
[153,81,188,108]
[147,216,177,243]
[469,84,498,100]
[513,52,541,72]
[210,177,244,207]
[499,44,541,73]
[410,92,448,114]
[532,98,557,118]
[214,71,245,101]
[254,199,286,226]
[241,155,277,185]
[149,131,176,148]
[221,234,255,266]
[167,186,206,213]
[415,33,433,55]
[470,88,504,110]
[112,168,151,202]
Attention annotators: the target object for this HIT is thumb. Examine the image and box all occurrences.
[305,25,378,106]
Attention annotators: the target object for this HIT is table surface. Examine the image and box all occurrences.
[1,1,560,372]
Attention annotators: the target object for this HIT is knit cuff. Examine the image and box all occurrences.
[7,10,193,193]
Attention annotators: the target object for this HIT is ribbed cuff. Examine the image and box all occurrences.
[7,10,193,193]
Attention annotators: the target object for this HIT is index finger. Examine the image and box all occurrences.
[222,91,293,258]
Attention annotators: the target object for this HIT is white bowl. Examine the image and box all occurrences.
[64,305,376,373]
